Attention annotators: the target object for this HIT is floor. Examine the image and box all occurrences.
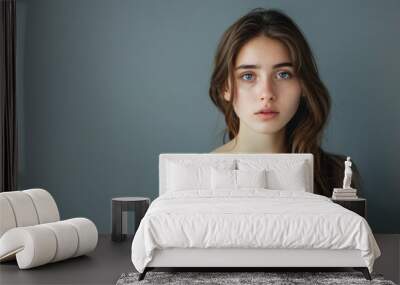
[0,234,399,285]
[374,234,400,284]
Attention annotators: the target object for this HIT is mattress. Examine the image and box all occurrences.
[131,189,381,273]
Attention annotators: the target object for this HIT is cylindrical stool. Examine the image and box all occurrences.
[111,197,150,242]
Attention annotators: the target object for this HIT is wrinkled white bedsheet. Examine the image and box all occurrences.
[131,189,381,273]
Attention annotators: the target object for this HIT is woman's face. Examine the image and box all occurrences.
[224,35,302,134]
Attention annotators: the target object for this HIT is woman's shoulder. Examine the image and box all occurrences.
[210,140,235,153]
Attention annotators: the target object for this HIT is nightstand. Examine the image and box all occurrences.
[331,197,367,219]
[111,197,150,242]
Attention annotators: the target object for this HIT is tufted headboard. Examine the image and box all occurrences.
[159,153,314,196]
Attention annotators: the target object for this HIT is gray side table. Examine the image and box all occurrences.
[331,197,367,219]
[111,197,150,242]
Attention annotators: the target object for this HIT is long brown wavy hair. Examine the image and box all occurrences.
[209,8,362,197]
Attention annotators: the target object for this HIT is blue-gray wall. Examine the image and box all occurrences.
[16,0,400,233]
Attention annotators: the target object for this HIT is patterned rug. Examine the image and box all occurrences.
[116,271,397,285]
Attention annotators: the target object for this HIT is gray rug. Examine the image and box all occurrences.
[116,271,397,285]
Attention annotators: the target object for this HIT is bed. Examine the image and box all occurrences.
[131,153,381,281]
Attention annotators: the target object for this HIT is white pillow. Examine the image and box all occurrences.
[237,159,309,191]
[211,168,267,190]
[268,161,308,191]
[167,160,235,191]
[210,168,236,189]
[237,169,267,188]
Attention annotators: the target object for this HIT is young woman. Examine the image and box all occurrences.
[209,8,362,197]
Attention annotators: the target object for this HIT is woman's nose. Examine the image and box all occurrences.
[259,79,276,101]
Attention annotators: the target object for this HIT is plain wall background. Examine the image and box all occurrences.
[16,0,400,233]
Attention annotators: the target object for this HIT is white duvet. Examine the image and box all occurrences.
[131,189,381,273]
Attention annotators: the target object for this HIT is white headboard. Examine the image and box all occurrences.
[159,153,314,196]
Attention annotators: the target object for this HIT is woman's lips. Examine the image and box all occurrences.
[256,111,279,120]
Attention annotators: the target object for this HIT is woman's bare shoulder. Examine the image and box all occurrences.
[210,145,229,153]
[210,141,235,153]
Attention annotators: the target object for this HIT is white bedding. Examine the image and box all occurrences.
[131,189,381,273]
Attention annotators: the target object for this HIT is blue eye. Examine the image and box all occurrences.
[241,73,254,81]
[277,71,292,79]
